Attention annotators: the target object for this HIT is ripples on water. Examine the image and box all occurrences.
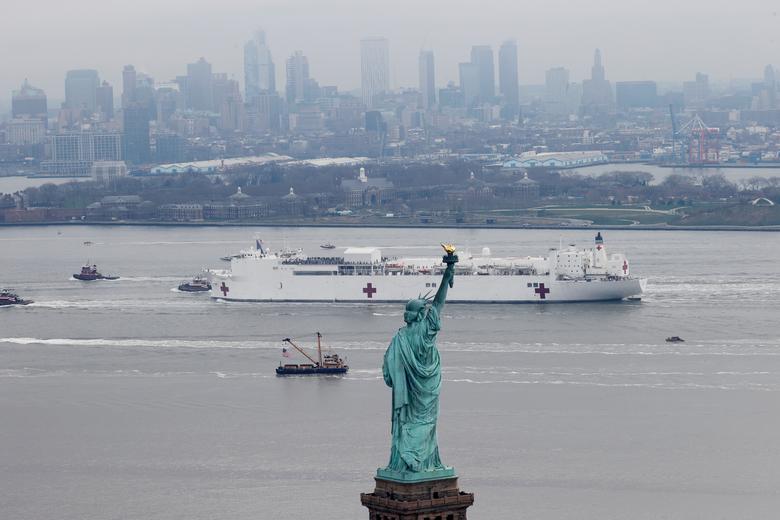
[2,227,780,519]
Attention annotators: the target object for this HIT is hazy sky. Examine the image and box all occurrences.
[2,0,779,103]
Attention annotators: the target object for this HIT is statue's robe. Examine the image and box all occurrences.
[382,305,444,473]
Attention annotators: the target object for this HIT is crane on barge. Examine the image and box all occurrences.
[276,332,349,376]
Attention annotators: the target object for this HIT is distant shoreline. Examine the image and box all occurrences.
[1,221,779,232]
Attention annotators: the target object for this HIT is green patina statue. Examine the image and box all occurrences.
[377,244,459,483]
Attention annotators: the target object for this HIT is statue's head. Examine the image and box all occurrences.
[403,298,428,324]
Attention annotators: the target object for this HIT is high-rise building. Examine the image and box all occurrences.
[8,119,46,145]
[459,62,480,108]
[361,37,390,108]
[581,49,613,115]
[763,64,777,109]
[545,67,570,115]
[470,45,495,104]
[132,72,158,121]
[12,80,48,123]
[248,91,283,132]
[186,58,214,111]
[683,72,710,108]
[91,161,128,185]
[123,105,151,164]
[41,132,123,176]
[50,133,122,161]
[615,81,658,109]
[95,81,114,119]
[122,65,137,108]
[214,77,245,132]
[155,133,185,163]
[285,51,310,105]
[65,69,100,111]
[764,64,776,89]
[498,40,519,118]
[244,29,276,101]
[438,82,464,109]
[418,50,436,110]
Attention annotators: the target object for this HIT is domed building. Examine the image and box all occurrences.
[202,186,269,221]
[281,187,303,216]
[340,167,394,208]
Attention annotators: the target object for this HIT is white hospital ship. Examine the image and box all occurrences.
[209,233,645,303]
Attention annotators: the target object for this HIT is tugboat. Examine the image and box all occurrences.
[320,243,336,250]
[0,289,33,306]
[665,336,685,343]
[276,333,349,375]
[178,275,212,292]
[73,264,119,281]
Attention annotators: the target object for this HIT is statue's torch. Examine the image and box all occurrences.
[441,243,458,288]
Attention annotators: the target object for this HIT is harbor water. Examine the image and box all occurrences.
[1,226,779,519]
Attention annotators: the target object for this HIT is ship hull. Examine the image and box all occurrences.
[211,265,646,303]
[73,274,119,281]
[178,284,211,292]
[275,367,349,376]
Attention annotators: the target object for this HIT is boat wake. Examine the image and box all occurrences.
[2,336,779,357]
[27,299,208,310]
[115,276,184,283]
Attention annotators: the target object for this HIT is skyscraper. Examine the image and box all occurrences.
[95,81,114,119]
[418,50,436,110]
[581,49,613,115]
[470,45,495,104]
[615,81,658,109]
[361,37,390,108]
[683,72,710,108]
[122,65,137,109]
[65,69,100,111]
[545,67,570,115]
[459,62,480,108]
[285,51,310,105]
[186,58,214,111]
[123,104,151,165]
[12,80,48,123]
[244,29,276,101]
[498,40,519,118]
[213,75,244,132]
[764,64,777,109]
[155,84,183,129]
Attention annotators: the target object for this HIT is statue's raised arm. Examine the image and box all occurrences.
[433,244,458,313]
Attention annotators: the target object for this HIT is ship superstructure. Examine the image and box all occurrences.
[209,233,645,303]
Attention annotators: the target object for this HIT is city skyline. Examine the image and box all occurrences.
[2,0,779,107]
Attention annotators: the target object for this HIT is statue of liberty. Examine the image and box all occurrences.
[378,244,458,482]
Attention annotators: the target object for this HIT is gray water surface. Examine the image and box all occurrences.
[1,226,779,519]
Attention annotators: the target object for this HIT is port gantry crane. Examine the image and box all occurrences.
[676,113,721,165]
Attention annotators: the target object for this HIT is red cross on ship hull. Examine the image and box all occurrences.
[534,283,550,300]
[362,283,377,298]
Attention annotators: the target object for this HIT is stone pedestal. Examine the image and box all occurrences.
[360,476,474,520]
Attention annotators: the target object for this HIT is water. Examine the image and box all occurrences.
[1,226,779,519]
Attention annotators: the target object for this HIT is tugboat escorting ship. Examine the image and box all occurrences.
[73,264,119,281]
[209,232,646,303]
[276,333,349,375]
[0,289,33,306]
